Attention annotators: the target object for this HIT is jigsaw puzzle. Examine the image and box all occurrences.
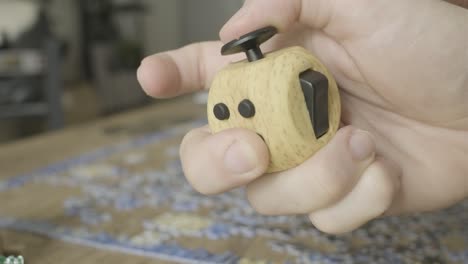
[0,119,467,263]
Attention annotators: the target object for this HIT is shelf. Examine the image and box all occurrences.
[0,102,49,118]
[0,72,42,78]
[0,49,44,77]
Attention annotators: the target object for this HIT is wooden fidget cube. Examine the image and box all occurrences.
[207,46,341,173]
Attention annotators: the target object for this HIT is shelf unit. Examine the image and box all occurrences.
[0,39,64,130]
[78,0,149,114]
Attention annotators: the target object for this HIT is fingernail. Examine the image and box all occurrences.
[224,140,258,174]
[349,129,375,161]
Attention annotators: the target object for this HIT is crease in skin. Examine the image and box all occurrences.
[332,3,436,110]
[195,43,208,90]
[431,111,468,130]
[343,88,468,213]
[338,78,396,116]
[341,30,468,129]
[330,3,466,125]
[156,50,185,97]
[298,0,333,30]
[340,91,420,167]
[341,49,399,115]
[303,29,366,87]
[330,16,405,112]
[350,2,468,125]
[170,54,184,97]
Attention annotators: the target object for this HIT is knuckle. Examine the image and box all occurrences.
[246,185,274,215]
[192,182,217,196]
[308,214,348,235]
[366,165,396,215]
[179,129,198,153]
[179,126,209,157]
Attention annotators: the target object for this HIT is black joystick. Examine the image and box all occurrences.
[221,26,277,62]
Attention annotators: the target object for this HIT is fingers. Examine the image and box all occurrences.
[179,126,269,195]
[308,157,401,234]
[246,126,376,215]
[219,0,334,42]
[137,41,243,99]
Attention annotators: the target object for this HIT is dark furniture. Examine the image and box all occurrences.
[79,0,149,114]
[0,3,64,132]
[0,39,64,130]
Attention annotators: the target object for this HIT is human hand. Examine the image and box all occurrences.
[137,0,468,234]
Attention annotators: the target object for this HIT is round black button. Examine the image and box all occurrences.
[238,99,255,118]
[213,103,230,120]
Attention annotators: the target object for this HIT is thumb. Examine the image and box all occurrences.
[219,0,333,42]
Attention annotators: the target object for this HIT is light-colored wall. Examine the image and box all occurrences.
[0,0,39,43]
[142,0,242,54]
[181,0,242,44]
[142,0,184,55]
[7,0,243,81]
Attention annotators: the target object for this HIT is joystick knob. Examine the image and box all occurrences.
[221,26,277,62]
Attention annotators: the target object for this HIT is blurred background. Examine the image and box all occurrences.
[0,0,242,144]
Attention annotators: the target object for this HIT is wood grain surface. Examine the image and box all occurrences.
[207,46,341,172]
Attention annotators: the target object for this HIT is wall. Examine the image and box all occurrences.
[142,0,243,54]
[141,0,184,55]
[14,0,243,81]
[46,0,82,82]
[181,0,243,44]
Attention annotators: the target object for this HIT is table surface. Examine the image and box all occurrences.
[0,95,206,264]
[0,94,466,264]
[0,95,205,180]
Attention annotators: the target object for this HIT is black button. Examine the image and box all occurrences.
[238,99,255,118]
[213,103,230,120]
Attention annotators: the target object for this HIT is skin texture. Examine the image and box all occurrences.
[137,0,468,234]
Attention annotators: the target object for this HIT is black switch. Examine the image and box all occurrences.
[299,70,329,138]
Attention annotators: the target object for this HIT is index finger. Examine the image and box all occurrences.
[137,41,243,99]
